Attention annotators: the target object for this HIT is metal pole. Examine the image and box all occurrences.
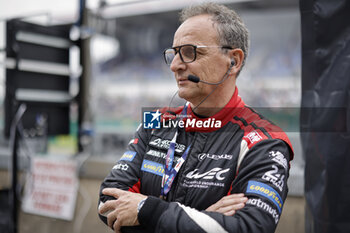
[9,104,26,233]
[77,0,93,152]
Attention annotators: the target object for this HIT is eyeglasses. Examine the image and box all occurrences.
[163,44,233,65]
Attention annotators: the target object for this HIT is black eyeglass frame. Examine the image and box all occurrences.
[163,44,233,65]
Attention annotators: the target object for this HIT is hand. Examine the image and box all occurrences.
[206,193,248,216]
[99,188,147,233]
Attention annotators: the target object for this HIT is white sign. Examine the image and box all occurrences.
[22,157,79,220]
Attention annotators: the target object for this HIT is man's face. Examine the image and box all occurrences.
[170,14,231,105]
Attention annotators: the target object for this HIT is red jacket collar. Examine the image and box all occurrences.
[184,87,244,132]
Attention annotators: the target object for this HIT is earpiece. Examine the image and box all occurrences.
[187,59,236,85]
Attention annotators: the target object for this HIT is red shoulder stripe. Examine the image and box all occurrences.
[232,106,294,157]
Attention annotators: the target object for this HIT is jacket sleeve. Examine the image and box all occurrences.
[98,124,151,225]
[138,139,292,233]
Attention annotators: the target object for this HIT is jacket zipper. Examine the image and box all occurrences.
[170,131,197,201]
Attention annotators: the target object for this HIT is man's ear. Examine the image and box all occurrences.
[230,48,244,69]
[228,48,244,76]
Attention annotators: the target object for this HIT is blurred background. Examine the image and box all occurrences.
[0,0,304,233]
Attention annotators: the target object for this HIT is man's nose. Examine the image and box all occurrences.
[170,53,186,72]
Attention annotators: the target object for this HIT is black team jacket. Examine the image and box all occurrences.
[99,87,294,233]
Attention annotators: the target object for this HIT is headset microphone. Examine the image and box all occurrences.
[187,75,200,83]
[187,60,235,85]
[168,60,235,114]
[187,60,235,113]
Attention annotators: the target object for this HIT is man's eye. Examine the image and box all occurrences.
[181,47,194,58]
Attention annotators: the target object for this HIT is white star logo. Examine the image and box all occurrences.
[151,110,162,122]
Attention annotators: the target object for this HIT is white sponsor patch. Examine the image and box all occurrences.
[246,198,280,224]
[186,167,230,181]
[244,130,262,143]
[183,180,225,189]
[261,165,284,192]
[146,149,167,159]
[269,151,288,170]
[198,153,233,161]
[112,163,129,171]
[149,138,185,153]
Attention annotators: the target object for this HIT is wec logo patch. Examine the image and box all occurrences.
[186,167,230,181]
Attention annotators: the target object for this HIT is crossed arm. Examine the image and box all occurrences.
[98,127,292,233]
[99,188,247,233]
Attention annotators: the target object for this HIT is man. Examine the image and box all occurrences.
[98,3,293,233]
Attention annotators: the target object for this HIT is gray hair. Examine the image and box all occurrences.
[180,2,249,74]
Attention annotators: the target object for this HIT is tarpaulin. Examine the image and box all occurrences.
[300,0,350,233]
